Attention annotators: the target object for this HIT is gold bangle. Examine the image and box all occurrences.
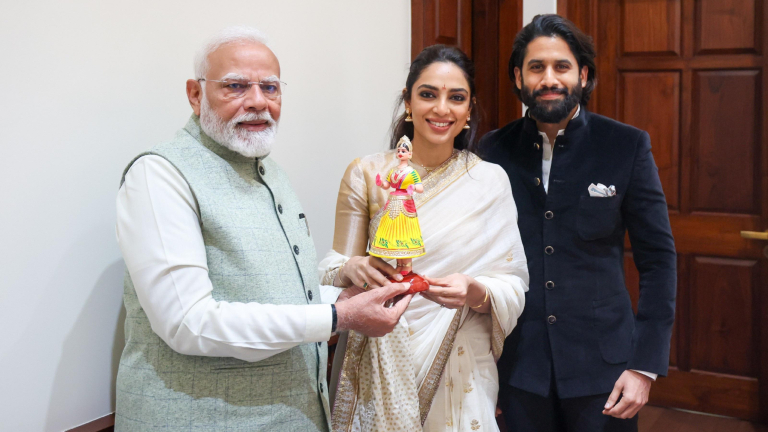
[470,285,489,309]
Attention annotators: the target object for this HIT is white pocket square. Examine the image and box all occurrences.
[588,183,616,197]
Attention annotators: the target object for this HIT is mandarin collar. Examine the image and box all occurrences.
[523,105,588,146]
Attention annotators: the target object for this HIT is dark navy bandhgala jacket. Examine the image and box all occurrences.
[480,108,677,399]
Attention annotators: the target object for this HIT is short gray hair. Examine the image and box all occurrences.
[194,26,269,79]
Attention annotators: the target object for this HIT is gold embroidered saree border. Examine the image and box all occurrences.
[490,298,505,362]
[414,150,482,209]
[331,330,368,432]
[417,310,462,425]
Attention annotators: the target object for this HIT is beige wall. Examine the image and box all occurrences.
[0,1,410,430]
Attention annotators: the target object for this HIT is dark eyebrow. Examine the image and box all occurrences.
[527,58,573,66]
[417,84,468,94]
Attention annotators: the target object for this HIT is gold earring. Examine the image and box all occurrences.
[405,108,413,122]
[463,114,471,129]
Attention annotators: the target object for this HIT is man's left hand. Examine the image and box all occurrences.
[602,370,652,419]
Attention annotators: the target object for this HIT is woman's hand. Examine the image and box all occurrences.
[423,274,490,312]
[339,256,403,289]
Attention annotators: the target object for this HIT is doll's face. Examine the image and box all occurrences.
[405,62,471,148]
[396,146,412,160]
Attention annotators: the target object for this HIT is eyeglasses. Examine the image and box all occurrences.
[198,78,286,100]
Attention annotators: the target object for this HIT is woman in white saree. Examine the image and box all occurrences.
[320,45,529,431]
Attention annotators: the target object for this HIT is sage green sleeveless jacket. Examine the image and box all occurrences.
[115,116,330,432]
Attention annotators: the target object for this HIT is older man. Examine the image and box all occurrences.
[114,27,411,432]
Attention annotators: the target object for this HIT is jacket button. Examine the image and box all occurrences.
[534,143,541,150]
[545,246,554,255]
[278,204,283,214]
[546,281,555,290]
[307,290,313,301]
[548,315,557,324]
[259,165,266,176]
[535,177,541,186]
[544,211,554,219]
[294,245,300,255]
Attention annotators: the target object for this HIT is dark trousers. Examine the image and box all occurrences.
[500,383,638,432]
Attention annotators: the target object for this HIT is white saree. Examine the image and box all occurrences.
[320,150,528,431]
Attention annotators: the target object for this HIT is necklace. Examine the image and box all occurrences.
[411,161,437,175]
[410,149,458,175]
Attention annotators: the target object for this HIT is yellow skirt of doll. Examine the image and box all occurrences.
[369,195,426,259]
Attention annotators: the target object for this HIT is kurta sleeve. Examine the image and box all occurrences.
[117,156,333,363]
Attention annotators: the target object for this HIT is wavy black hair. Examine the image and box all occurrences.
[509,14,597,106]
[390,44,481,152]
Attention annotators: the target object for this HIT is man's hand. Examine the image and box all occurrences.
[336,286,365,302]
[335,283,413,337]
[603,370,652,419]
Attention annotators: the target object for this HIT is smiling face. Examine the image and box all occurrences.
[405,62,471,148]
[514,36,587,123]
[186,41,282,157]
[190,41,281,125]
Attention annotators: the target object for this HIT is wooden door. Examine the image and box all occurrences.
[560,0,768,422]
[411,0,524,134]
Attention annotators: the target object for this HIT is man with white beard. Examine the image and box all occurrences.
[114,26,412,432]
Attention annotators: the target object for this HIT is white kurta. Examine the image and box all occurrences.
[117,155,341,362]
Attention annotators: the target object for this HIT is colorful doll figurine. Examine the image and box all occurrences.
[370,135,426,276]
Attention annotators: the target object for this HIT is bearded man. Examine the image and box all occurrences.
[480,15,677,432]
[114,26,412,432]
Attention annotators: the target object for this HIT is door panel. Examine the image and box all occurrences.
[692,70,760,214]
[690,257,758,376]
[561,0,768,422]
[622,0,681,56]
[696,0,760,54]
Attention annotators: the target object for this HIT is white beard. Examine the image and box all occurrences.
[199,94,277,158]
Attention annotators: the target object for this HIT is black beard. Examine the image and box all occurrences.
[520,78,582,123]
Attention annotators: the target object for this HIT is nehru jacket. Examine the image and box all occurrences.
[480,107,677,398]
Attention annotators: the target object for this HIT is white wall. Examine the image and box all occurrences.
[524,0,558,25]
[0,1,410,431]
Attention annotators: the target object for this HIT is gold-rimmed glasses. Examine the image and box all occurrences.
[198,78,286,100]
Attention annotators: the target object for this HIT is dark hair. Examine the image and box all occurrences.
[509,14,597,105]
[390,44,481,151]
